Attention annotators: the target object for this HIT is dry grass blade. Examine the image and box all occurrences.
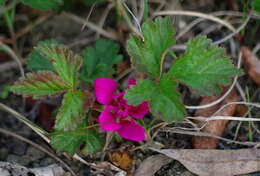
[153,10,236,32]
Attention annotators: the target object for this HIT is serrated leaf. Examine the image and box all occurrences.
[38,46,82,89]
[51,125,104,155]
[125,76,186,122]
[55,90,86,131]
[27,40,62,72]
[127,17,176,77]
[252,0,260,13]
[168,35,241,96]
[11,71,70,98]
[20,0,63,11]
[80,39,122,83]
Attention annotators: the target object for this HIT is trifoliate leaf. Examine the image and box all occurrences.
[127,17,176,77]
[27,40,63,72]
[20,0,63,11]
[11,71,70,98]
[51,125,104,155]
[37,46,82,89]
[168,35,241,96]
[80,39,122,83]
[125,76,186,122]
[55,90,86,131]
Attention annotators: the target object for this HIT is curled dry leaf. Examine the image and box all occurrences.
[192,88,239,149]
[109,151,134,171]
[151,148,260,176]
[134,154,172,176]
[241,46,260,85]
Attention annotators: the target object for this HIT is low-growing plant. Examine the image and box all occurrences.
[11,17,241,155]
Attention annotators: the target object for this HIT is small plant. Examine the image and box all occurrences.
[11,17,241,155]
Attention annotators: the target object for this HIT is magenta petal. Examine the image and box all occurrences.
[128,101,149,119]
[117,120,146,141]
[94,78,118,105]
[98,107,121,131]
[128,78,136,86]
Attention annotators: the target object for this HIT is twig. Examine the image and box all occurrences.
[0,103,97,170]
[187,116,260,122]
[153,10,236,33]
[162,128,258,146]
[0,41,24,77]
[212,101,260,116]
[0,60,25,73]
[176,10,260,40]
[213,11,252,45]
[63,12,118,40]
[0,128,76,176]
[16,13,53,39]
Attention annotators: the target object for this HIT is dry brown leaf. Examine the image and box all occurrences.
[151,148,260,176]
[109,151,133,171]
[192,88,239,149]
[241,47,260,85]
[134,154,172,176]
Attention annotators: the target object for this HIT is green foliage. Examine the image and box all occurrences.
[27,40,62,72]
[37,46,82,89]
[20,0,63,11]
[51,123,104,155]
[0,0,5,5]
[80,39,122,83]
[127,17,175,77]
[55,90,86,131]
[252,0,260,13]
[168,36,241,96]
[0,85,11,99]
[125,76,186,122]
[11,71,70,98]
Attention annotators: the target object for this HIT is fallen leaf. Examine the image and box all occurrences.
[151,148,260,176]
[192,88,239,149]
[135,154,172,176]
[241,47,260,85]
[109,151,133,171]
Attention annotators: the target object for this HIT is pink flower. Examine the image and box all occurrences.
[94,78,149,141]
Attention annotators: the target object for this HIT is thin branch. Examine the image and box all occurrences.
[213,11,252,45]
[153,10,236,33]
[162,128,258,146]
[0,128,76,176]
[0,41,24,77]
[63,12,118,41]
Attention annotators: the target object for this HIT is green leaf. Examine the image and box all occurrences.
[127,17,176,77]
[125,76,186,122]
[55,90,86,131]
[20,0,63,11]
[80,39,122,83]
[11,71,70,98]
[168,35,241,96]
[27,40,62,72]
[0,85,11,99]
[51,125,104,155]
[37,46,82,89]
[252,0,260,13]
[0,0,5,5]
